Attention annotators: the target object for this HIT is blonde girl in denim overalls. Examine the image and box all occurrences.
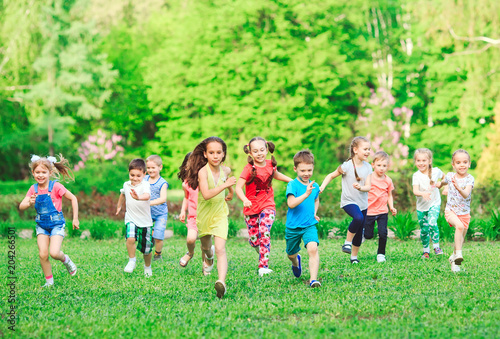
[19,155,80,287]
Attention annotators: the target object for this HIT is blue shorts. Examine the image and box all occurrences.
[285,224,319,255]
[36,223,65,238]
[152,214,168,240]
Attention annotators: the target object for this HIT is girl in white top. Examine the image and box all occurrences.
[437,149,474,272]
[320,136,372,264]
[412,148,444,258]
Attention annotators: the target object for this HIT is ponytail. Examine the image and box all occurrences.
[30,154,74,182]
[345,136,369,182]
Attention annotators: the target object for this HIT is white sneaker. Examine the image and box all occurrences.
[63,258,77,276]
[124,260,136,273]
[258,268,273,277]
[448,253,456,264]
[451,262,460,272]
[144,266,152,277]
[41,282,54,288]
[377,254,386,263]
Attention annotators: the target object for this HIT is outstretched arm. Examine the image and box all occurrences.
[63,190,79,229]
[288,181,316,209]
[273,170,293,183]
[235,177,251,207]
[150,184,167,206]
[320,169,341,192]
[388,189,397,215]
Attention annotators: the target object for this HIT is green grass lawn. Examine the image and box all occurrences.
[1,236,500,338]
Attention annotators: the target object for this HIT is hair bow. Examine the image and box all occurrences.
[47,156,57,163]
[30,154,41,162]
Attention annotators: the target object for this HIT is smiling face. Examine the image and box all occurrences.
[373,158,389,177]
[129,169,145,186]
[204,141,225,167]
[415,153,431,174]
[249,139,268,166]
[294,162,314,184]
[146,160,162,179]
[353,141,371,161]
[32,164,51,188]
[452,152,470,177]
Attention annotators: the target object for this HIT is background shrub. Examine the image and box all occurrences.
[389,212,418,241]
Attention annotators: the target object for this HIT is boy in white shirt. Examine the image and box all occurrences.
[116,159,154,276]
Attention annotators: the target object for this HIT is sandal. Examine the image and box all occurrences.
[215,280,226,299]
[203,245,215,275]
[179,252,194,267]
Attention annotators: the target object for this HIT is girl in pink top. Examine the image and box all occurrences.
[19,154,79,287]
[365,152,397,263]
[235,137,292,276]
[178,152,206,269]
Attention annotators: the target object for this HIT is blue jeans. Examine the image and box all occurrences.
[343,204,367,247]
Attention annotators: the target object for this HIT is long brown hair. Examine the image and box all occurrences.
[243,137,277,185]
[338,136,370,181]
[177,152,191,182]
[30,154,75,182]
[186,137,227,190]
[414,148,434,184]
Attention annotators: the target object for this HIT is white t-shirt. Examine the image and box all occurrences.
[442,172,474,215]
[412,167,443,212]
[340,160,373,210]
[121,181,153,227]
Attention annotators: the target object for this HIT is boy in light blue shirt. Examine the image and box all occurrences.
[285,150,321,288]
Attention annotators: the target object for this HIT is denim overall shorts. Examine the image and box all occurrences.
[34,180,65,231]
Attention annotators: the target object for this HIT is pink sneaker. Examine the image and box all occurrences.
[421,252,430,259]
[434,247,443,255]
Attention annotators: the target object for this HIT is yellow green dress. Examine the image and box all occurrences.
[197,164,229,240]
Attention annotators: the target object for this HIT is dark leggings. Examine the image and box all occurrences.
[364,213,388,255]
[343,204,367,247]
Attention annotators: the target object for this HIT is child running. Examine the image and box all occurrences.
[235,137,292,277]
[285,150,321,287]
[19,154,79,287]
[412,148,444,258]
[364,151,397,263]
[177,152,206,268]
[145,155,168,261]
[116,159,154,277]
[185,137,236,298]
[320,136,372,264]
[437,149,474,272]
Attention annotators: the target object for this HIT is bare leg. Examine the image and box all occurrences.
[180,229,198,264]
[200,235,214,264]
[346,231,355,242]
[144,253,152,267]
[287,253,299,266]
[351,245,360,257]
[306,242,319,282]
[37,235,52,277]
[155,239,164,254]
[48,235,65,262]
[126,238,136,258]
[214,236,227,283]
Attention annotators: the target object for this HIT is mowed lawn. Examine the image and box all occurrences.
[1,236,500,338]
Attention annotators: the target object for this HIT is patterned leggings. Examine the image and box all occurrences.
[417,205,440,248]
[245,209,275,269]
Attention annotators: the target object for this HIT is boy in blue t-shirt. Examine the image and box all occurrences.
[285,150,321,288]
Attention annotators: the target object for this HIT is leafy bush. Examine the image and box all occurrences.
[86,218,122,240]
[170,219,187,237]
[332,218,351,237]
[271,218,286,240]
[389,212,418,241]
[480,211,500,241]
[228,218,245,238]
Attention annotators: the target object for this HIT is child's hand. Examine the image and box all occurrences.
[390,207,397,216]
[28,194,37,207]
[306,181,315,195]
[451,177,461,191]
[422,191,431,201]
[319,185,325,193]
[179,211,186,223]
[72,219,80,230]
[225,176,236,188]
[116,206,122,215]
[243,199,252,208]
[352,182,361,190]
[225,191,233,201]
[130,189,139,200]
[314,215,320,221]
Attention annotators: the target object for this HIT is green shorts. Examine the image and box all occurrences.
[125,222,154,255]
[285,224,319,256]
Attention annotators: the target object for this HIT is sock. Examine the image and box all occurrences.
[46,275,54,285]
[155,251,161,256]
[433,243,440,249]
[423,247,430,253]
[63,254,70,264]
[456,250,462,257]
[351,255,357,260]
[129,257,136,262]
[344,240,352,245]
[144,265,151,269]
